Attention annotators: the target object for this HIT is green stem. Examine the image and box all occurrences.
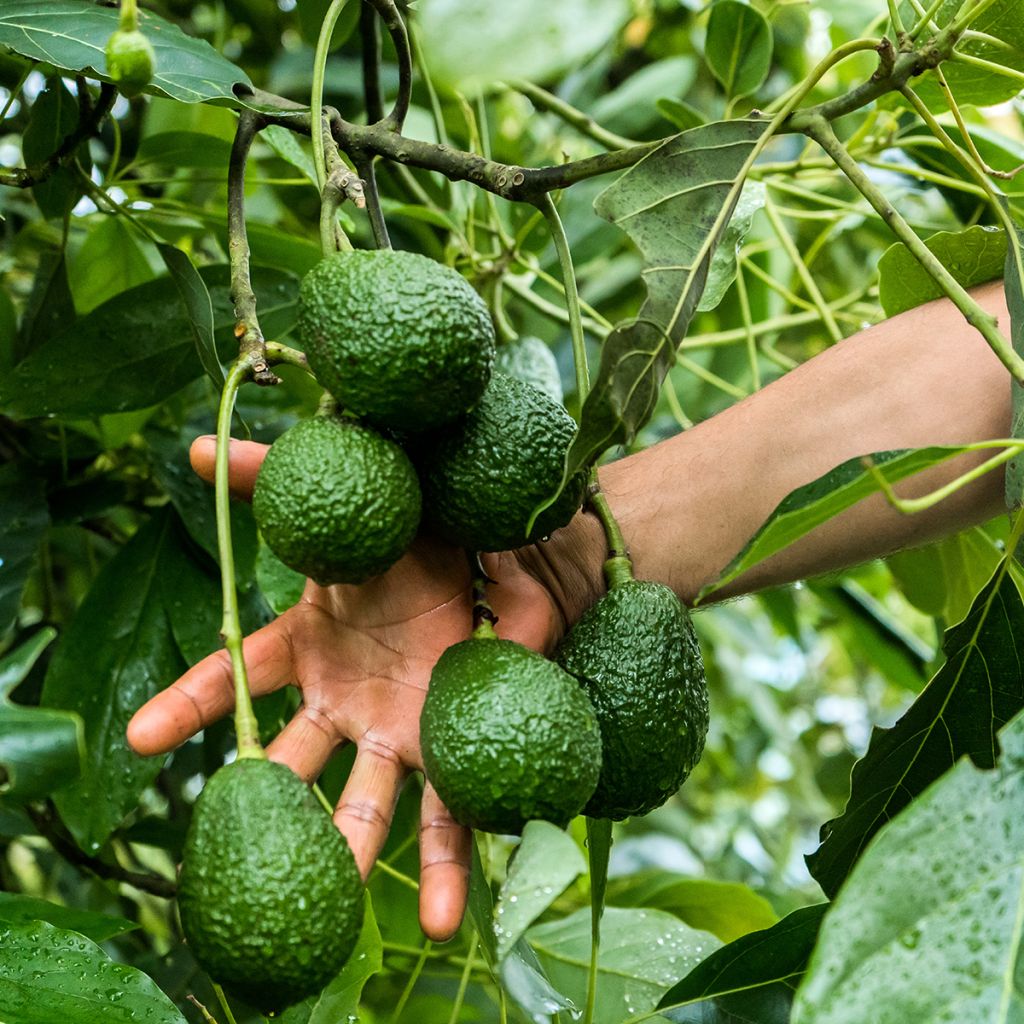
[216,358,265,760]
[908,0,945,40]
[887,0,907,40]
[389,941,432,1024]
[447,933,480,1024]
[265,340,312,373]
[949,48,1024,85]
[507,79,638,151]
[311,0,353,193]
[212,984,239,1024]
[539,194,590,404]
[468,551,499,639]
[120,0,139,32]
[802,115,1024,385]
[587,475,633,589]
[948,0,1003,35]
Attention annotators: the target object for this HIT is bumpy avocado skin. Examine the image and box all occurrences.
[556,581,709,821]
[252,416,421,586]
[415,373,587,551]
[420,638,602,834]
[177,759,364,1013]
[298,250,495,431]
[494,336,563,403]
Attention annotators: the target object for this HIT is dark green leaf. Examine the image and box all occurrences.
[0,1,251,104]
[0,465,50,636]
[662,982,796,1023]
[878,225,1007,317]
[698,180,766,314]
[793,710,1024,1023]
[528,907,721,1024]
[0,266,298,420]
[656,97,707,132]
[296,0,361,52]
[255,542,307,614]
[16,249,75,362]
[0,919,186,1024]
[70,217,156,314]
[495,821,586,961]
[156,243,224,390]
[0,893,136,942]
[1004,219,1024,509]
[135,131,234,170]
[556,119,768,498]
[807,560,1024,897]
[658,905,825,1015]
[42,510,189,852]
[607,871,778,943]
[699,446,995,602]
[261,124,318,186]
[0,290,15,370]
[21,77,82,219]
[0,629,84,804]
[704,1,773,99]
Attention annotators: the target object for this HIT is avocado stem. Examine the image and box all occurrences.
[586,470,634,588]
[467,550,499,639]
[216,356,266,761]
[119,0,139,32]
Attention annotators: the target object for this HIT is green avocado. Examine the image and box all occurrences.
[420,638,602,834]
[494,336,563,403]
[177,759,364,1013]
[556,580,709,821]
[252,415,421,586]
[298,250,495,432]
[415,372,587,551]
[105,29,156,98]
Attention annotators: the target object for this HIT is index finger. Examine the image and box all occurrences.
[189,435,269,501]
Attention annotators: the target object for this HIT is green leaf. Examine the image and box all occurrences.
[416,0,630,93]
[704,1,773,100]
[0,1,251,104]
[793,709,1024,1023]
[70,217,156,314]
[255,542,306,615]
[888,526,1004,624]
[656,97,707,132]
[261,124,318,187]
[307,893,383,1024]
[0,919,186,1024]
[0,893,136,942]
[806,559,1024,897]
[658,905,825,1017]
[895,0,1024,111]
[16,249,75,361]
[0,464,50,636]
[554,118,768,497]
[877,225,1007,317]
[21,77,84,220]
[527,907,721,1024]
[135,131,234,170]
[494,821,587,961]
[42,510,190,852]
[0,290,16,371]
[156,243,224,390]
[698,445,994,602]
[697,179,766,314]
[0,266,298,420]
[606,871,778,943]
[0,629,84,804]
[296,0,361,52]
[1004,219,1024,510]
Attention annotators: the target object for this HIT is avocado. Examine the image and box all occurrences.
[177,758,364,1012]
[298,250,495,432]
[420,638,602,834]
[556,580,709,820]
[252,415,421,586]
[105,28,155,97]
[415,372,587,551]
[494,336,563,403]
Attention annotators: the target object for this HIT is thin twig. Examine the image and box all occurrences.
[354,152,391,248]
[364,0,412,131]
[360,2,385,124]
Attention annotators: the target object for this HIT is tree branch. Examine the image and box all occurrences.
[360,1,385,124]
[364,0,412,131]
[0,83,117,189]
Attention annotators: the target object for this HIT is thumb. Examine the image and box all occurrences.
[189,435,270,503]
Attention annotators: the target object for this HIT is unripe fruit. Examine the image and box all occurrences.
[105,29,156,98]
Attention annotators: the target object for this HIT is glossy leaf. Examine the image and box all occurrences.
[494,821,587,961]
[528,907,721,1024]
[1004,218,1024,509]
[0,629,83,804]
[698,180,766,313]
[0,266,298,420]
[255,542,307,615]
[0,465,50,636]
[878,225,1007,317]
[658,905,825,1017]
[555,118,768,496]
[0,893,136,942]
[698,445,996,602]
[0,919,186,1024]
[42,510,189,852]
[607,871,778,943]
[794,709,1024,1023]
[704,1,773,99]
[16,249,75,361]
[70,218,156,315]
[21,77,83,220]
[0,1,251,104]
[807,559,1024,897]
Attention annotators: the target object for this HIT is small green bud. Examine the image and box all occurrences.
[105,28,156,98]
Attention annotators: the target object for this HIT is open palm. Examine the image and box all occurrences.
[127,436,570,940]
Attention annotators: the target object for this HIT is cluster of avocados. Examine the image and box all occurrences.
[177,247,709,1011]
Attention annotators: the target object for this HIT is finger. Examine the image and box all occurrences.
[265,705,345,783]
[189,435,269,501]
[418,782,471,942]
[332,743,407,880]
[126,618,294,756]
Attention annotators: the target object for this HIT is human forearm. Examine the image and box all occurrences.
[551,281,1011,614]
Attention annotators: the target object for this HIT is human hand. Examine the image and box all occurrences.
[127,436,601,940]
